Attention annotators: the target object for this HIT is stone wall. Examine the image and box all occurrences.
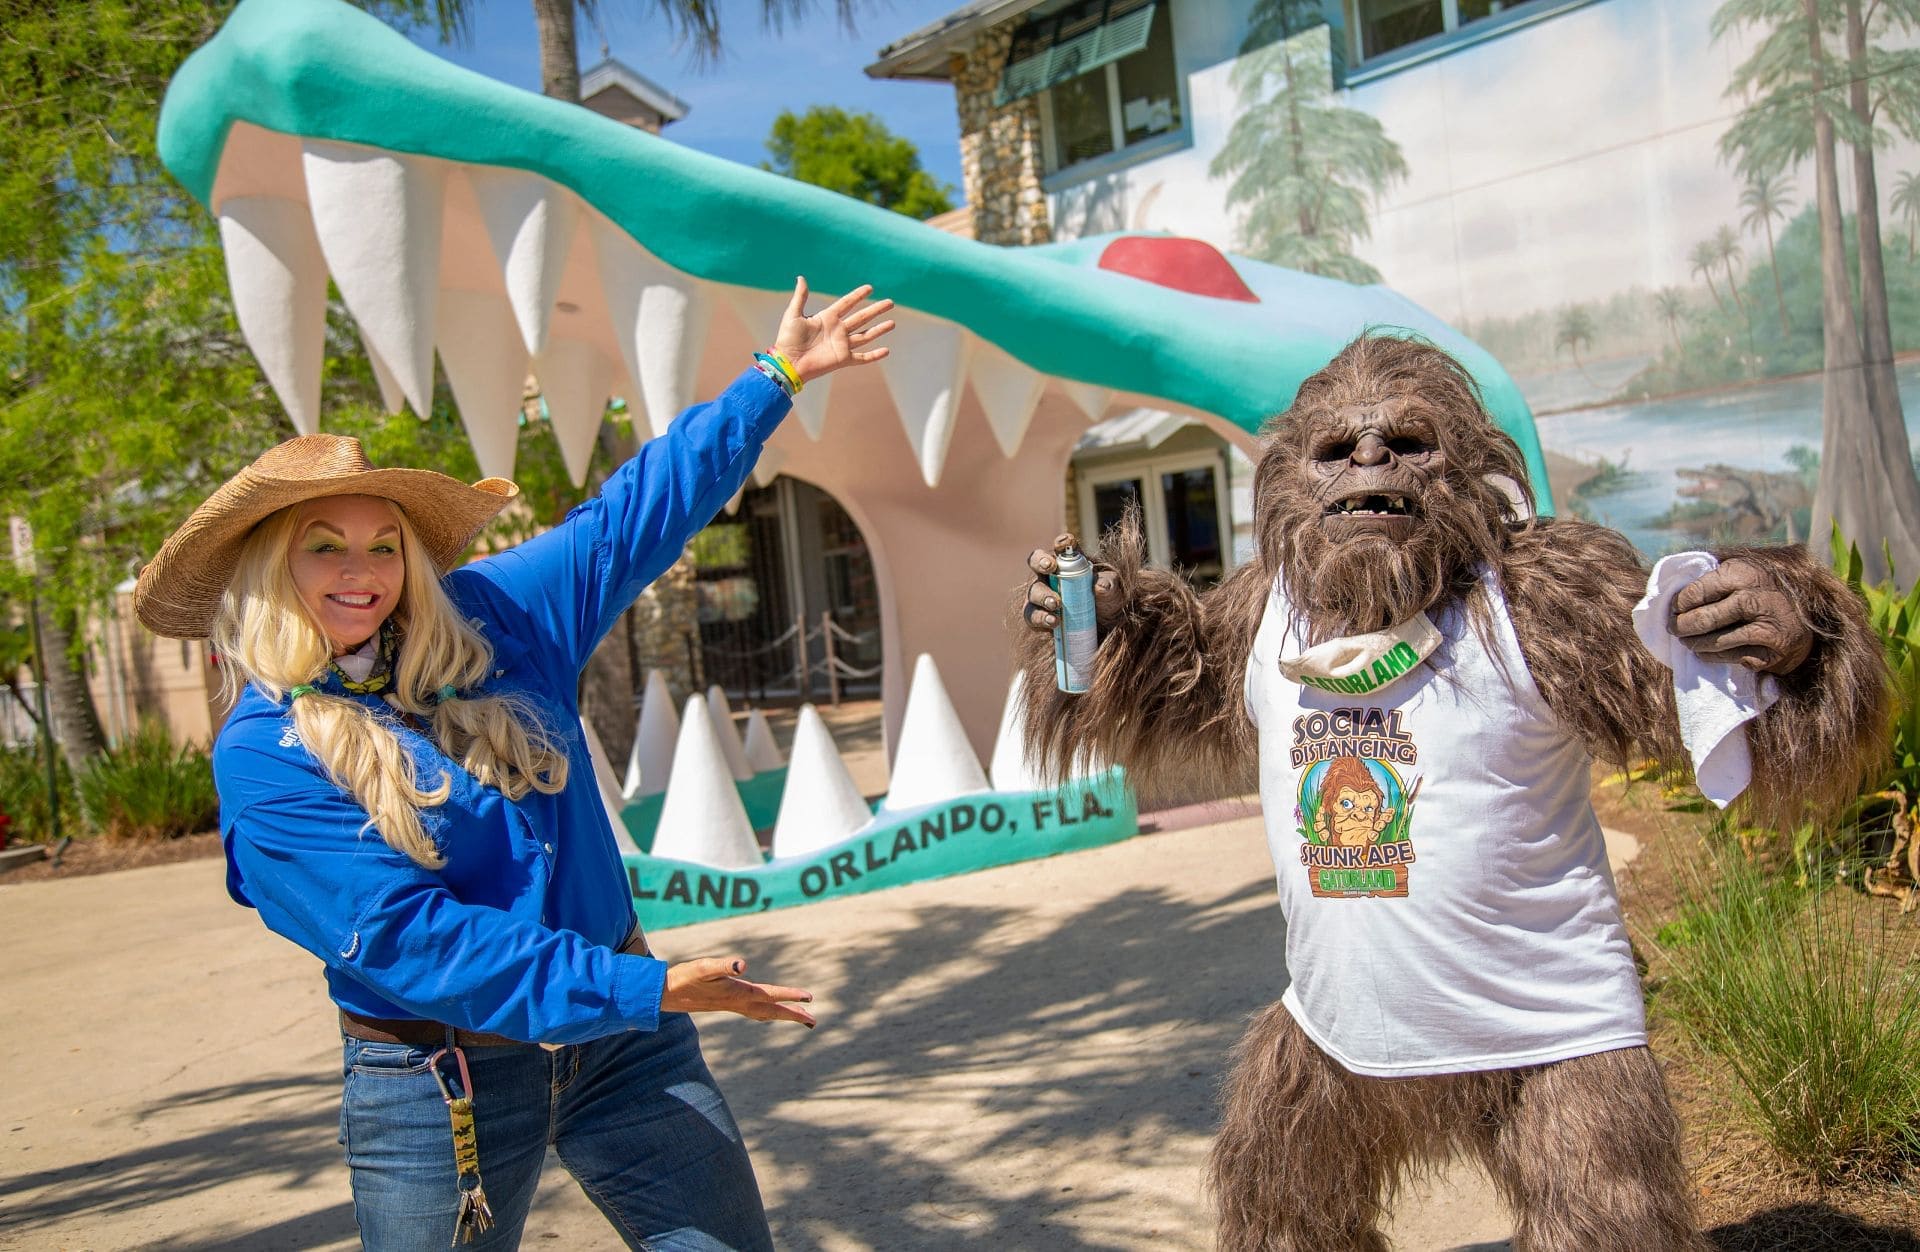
[583,556,703,769]
[950,30,1052,247]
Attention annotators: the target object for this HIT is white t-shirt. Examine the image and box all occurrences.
[1244,567,1647,1077]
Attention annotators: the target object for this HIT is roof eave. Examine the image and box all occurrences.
[866,0,1048,81]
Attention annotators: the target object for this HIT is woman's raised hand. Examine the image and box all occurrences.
[771,278,894,384]
[661,955,817,1028]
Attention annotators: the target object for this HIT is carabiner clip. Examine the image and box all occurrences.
[425,1046,473,1106]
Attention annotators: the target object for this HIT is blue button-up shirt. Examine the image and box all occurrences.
[214,369,790,1044]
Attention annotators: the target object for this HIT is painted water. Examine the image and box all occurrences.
[1534,360,1920,556]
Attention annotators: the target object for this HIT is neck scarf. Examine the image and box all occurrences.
[1277,613,1441,697]
[330,621,397,695]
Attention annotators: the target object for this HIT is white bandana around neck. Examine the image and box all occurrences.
[1276,613,1442,696]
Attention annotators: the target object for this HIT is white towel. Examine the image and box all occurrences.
[1631,552,1780,807]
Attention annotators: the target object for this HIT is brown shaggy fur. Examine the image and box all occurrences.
[1015,511,1267,804]
[1014,331,1892,1249]
[1209,1007,1708,1252]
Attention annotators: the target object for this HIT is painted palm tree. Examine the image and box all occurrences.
[1652,287,1689,356]
[1554,305,1598,386]
[1740,171,1796,333]
[1711,223,1749,320]
[1689,239,1729,313]
[1715,0,1920,581]
[1210,0,1407,283]
[1895,169,1920,262]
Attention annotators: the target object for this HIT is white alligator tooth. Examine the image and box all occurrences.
[301,140,444,416]
[590,217,645,394]
[877,312,968,488]
[436,290,529,480]
[218,196,327,435]
[751,444,788,489]
[882,654,990,811]
[789,372,832,440]
[532,338,613,486]
[742,708,784,773]
[624,669,680,800]
[463,165,578,358]
[705,685,755,782]
[771,705,871,860]
[1059,379,1113,421]
[578,715,644,853]
[988,669,1047,792]
[361,333,407,415]
[968,337,1046,458]
[650,695,763,870]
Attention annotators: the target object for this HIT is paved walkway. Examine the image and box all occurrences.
[0,803,1565,1250]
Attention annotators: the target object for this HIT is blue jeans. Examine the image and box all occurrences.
[338,1013,772,1250]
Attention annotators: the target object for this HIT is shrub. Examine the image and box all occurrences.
[76,720,218,841]
[0,741,79,843]
[1656,849,1920,1183]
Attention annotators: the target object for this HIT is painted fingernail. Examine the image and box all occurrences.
[732,961,744,973]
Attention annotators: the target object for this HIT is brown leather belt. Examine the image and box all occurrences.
[339,923,652,1048]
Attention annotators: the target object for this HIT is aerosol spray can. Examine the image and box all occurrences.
[1052,545,1098,694]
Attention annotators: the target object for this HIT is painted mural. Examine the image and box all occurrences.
[1099,0,1920,573]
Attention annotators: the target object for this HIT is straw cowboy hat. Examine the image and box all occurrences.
[134,434,517,640]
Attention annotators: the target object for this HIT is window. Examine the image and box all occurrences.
[1001,0,1182,175]
[1080,451,1233,587]
[1348,0,1529,62]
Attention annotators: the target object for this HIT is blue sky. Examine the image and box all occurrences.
[405,0,968,195]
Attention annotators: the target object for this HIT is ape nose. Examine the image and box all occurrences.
[1351,433,1390,467]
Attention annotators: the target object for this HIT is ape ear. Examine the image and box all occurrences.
[1484,474,1533,521]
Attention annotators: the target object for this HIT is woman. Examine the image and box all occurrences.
[134,279,894,1250]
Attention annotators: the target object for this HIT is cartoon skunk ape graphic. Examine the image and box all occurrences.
[1016,335,1889,1251]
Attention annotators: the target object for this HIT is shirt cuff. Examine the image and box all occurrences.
[731,365,794,442]
[611,953,667,1032]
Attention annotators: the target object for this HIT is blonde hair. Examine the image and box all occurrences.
[213,501,569,868]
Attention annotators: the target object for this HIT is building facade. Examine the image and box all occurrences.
[873,0,1920,561]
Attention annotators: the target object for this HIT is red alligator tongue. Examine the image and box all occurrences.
[1096,236,1261,303]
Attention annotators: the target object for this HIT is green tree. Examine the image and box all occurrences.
[1894,169,1920,261]
[1652,287,1690,355]
[1712,223,1750,321]
[1690,239,1730,313]
[1714,0,1920,581]
[1209,3,1405,283]
[0,0,601,768]
[1554,305,1598,384]
[1741,171,1797,332]
[762,106,954,220]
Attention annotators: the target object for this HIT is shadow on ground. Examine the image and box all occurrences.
[0,1070,354,1249]
[697,876,1280,1249]
[0,865,1277,1250]
[1709,1202,1920,1251]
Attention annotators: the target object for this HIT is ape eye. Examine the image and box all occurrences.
[1386,436,1429,456]
[1314,441,1354,461]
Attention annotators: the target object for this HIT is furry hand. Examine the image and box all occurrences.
[1024,533,1124,632]
[1671,557,1813,675]
[661,955,816,1028]
[770,278,894,384]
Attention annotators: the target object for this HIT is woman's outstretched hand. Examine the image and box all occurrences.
[661,955,817,1028]
[771,278,894,384]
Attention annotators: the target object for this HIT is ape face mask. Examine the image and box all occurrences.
[1254,338,1532,642]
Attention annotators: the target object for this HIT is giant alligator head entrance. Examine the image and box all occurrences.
[159,0,1549,759]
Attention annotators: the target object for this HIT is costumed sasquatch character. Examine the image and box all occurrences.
[1015,335,1890,1252]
